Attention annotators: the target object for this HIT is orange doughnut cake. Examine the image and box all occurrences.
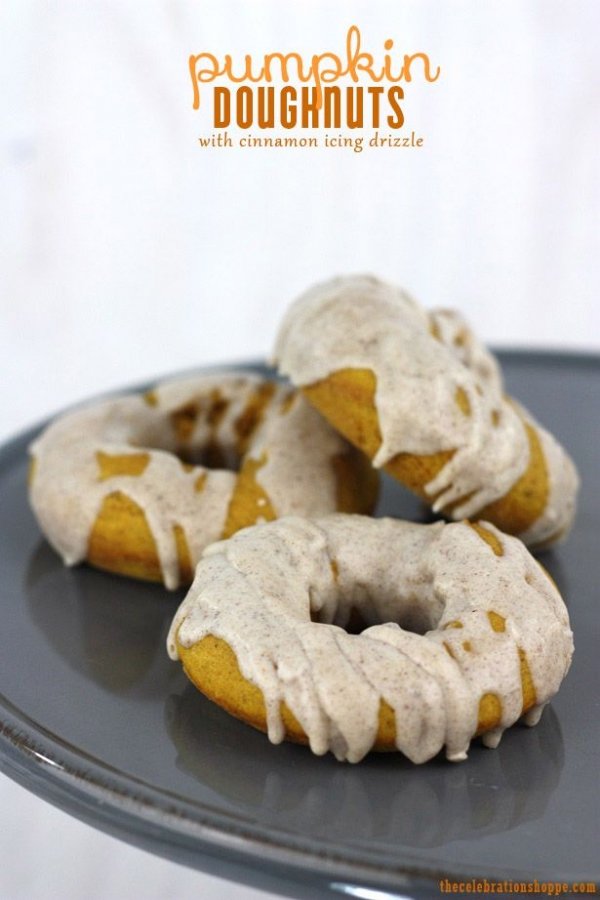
[167,515,573,763]
[29,373,377,589]
[274,275,579,547]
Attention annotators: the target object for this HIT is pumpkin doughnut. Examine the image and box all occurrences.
[29,373,377,589]
[167,515,573,764]
[274,275,579,547]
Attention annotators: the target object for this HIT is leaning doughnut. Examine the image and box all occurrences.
[168,515,573,764]
[29,373,377,589]
[274,275,579,547]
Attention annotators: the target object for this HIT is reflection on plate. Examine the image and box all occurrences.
[166,682,564,850]
[25,539,182,695]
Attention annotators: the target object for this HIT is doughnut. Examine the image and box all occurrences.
[274,275,579,547]
[29,373,377,589]
[167,515,573,764]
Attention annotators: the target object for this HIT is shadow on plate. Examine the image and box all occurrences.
[375,473,438,523]
[24,539,182,696]
[165,681,564,850]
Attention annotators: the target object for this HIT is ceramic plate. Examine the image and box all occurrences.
[1,353,598,899]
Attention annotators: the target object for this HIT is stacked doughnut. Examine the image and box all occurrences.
[274,275,579,547]
[30,275,578,763]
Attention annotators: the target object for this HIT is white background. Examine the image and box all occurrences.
[1,2,599,898]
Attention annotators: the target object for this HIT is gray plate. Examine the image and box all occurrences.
[1,353,598,899]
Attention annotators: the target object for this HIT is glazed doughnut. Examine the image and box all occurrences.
[29,373,377,589]
[274,275,579,547]
[167,515,573,764]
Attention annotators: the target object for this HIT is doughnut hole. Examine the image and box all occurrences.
[169,394,237,471]
[133,382,277,474]
[309,557,444,637]
[314,598,440,636]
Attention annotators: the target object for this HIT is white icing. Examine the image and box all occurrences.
[168,515,574,764]
[29,373,362,589]
[274,274,579,545]
[249,391,345,518]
